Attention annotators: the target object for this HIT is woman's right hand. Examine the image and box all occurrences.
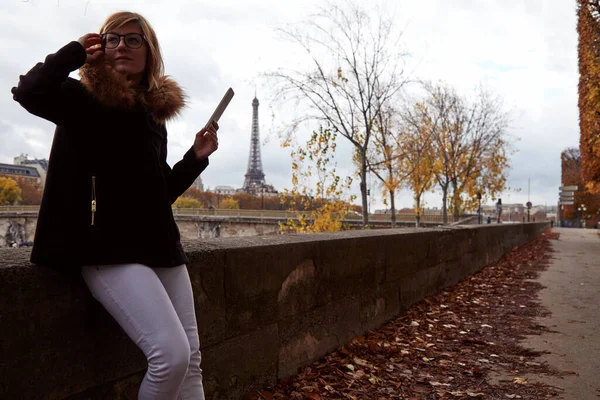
[77,33,104,64]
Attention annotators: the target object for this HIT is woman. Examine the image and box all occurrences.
[11,11,216,400]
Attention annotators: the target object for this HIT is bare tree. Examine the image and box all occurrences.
[416,82,512,223]
[266,1,409,226]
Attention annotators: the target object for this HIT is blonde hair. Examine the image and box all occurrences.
[99,11,164,90]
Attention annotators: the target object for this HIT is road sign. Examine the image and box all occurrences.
[559,185,578,191]
[560,194,575,200]
[559,201,574,205]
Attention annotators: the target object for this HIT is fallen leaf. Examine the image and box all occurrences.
[256,390,274,400]
[353,357,368,367]
[513,377,527,384]
[564,370,580,376]
[345,364,355,372]
[410,321,420,327]
[324,385,334,392]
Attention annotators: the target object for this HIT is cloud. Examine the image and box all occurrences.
[0,0,580,210]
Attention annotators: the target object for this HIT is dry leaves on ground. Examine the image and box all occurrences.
[245,231,562,399]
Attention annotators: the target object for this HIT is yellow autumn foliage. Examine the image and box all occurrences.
[0,177,22,205]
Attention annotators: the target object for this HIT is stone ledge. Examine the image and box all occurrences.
[0,223,549,399]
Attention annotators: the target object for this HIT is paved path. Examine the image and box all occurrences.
[522,228,600,399]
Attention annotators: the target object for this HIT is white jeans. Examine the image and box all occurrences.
[81,263,205,400]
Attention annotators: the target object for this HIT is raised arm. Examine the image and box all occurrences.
[11,34,103,125]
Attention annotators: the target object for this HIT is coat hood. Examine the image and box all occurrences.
[79,63,186,124]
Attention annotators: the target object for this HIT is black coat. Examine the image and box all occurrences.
[11,42,209,269]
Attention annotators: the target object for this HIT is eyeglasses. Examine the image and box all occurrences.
[101,33,146,49]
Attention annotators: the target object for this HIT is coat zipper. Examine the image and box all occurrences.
[91,176,97,226]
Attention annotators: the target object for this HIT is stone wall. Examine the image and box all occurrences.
[0,212,36,247]
[175,215,283,239]
[0,223,549,399]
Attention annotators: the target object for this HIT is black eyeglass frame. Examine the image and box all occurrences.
[100,33,147,49]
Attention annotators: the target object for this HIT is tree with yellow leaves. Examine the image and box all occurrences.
[577,0,600,194]
[173,197,202,209]
[367,106,406,228]
[280,125,355,233]
[414,82,512,223]
[0,177,22,205]
[220,198,240,209]
[402,82,512,223]
[400,102,436,227]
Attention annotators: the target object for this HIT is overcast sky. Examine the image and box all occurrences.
[0,0,578,210]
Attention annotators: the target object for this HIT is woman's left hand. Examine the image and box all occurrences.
[193,121,219,161]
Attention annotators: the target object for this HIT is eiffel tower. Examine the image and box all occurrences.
[242,96,266,192]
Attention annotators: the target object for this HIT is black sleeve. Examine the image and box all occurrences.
[11,41,87,125]
[160,130,209,204]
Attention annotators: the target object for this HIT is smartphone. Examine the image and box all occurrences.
[205,88,235,130]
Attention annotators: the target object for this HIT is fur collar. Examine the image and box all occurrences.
[79,63,186,125]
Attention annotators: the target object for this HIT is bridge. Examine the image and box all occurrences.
[0,206,459,247]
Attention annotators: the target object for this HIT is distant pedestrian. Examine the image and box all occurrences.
[496,198,503,223]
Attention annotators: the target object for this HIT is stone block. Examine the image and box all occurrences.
[201,324,279,400]
[278,299,361,378]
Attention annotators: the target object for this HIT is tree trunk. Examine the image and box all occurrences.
[441,186,448,225]
[387,158,396,229]
[452,180,460,222]
[360,159,369,227]
[389,189,396,228]
[415,198,421,227]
